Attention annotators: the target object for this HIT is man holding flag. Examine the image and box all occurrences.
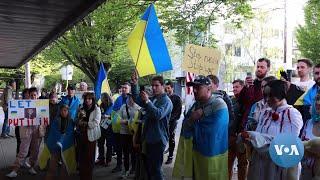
[127,3,174,179]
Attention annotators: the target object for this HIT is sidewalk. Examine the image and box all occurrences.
[0,115,181,180]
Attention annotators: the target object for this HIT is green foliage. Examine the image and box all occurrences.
[40,0,253,90]
[296,0,320,64]
[161,0,253,46]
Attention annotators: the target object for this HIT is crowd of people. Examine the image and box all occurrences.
[0,57,320,180]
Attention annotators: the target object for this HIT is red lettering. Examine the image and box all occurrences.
[19,118,24,126]
[13,119,18,126]
[9,119,13,126]
[43,117,49,126]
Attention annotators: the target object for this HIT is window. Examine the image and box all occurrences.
[234,46,241,57]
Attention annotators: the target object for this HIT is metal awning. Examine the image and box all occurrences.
[0,0,106,68]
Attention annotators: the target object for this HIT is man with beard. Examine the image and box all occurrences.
[294,59,315,91]
[236,58,270,180]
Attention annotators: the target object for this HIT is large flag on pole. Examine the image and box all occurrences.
[95,63,111,101]
[128,4,172,77]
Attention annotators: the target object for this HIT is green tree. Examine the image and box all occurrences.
[41,0,253,89]
[296,0,320,63]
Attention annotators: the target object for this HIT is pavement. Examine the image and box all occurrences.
[0,110,181,180]
[0,107,238,180]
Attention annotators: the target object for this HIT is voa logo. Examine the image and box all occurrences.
[269,133,304,168]
[274,145,300,156]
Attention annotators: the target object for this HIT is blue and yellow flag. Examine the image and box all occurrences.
[128,4,172,77]
[173,97,228,180]
[95,63,111,101]
[295,84,317,106]
[39,118,77,174]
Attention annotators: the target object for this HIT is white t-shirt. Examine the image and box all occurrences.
[294,80,315,91]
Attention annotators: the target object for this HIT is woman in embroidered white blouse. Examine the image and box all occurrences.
[246,80,303,180]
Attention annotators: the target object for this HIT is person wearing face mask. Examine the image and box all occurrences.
[243,80,303,180]
[300,93,320,180]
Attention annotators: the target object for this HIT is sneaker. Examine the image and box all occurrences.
[1,134,9,138]
[28,167,37,175]
[6,171,17,178]
[7,134,14,138]
[24,161,31,168]
[164,148,169,154]
[111,166,122,173]
[165,157,173,164]
[121,170,130,179]
[58,160,63,166]
[95,159,105,166]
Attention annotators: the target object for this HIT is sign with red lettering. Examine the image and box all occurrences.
[8,99,49,126]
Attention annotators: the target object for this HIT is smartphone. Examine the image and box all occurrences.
[140,85,145,92]
[246,72,252,77]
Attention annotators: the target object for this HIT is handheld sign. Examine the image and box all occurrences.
[182,44,221,76]
[8,99,49,127]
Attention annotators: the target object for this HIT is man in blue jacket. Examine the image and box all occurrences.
[59,84,81,121]
[131,72,173,180]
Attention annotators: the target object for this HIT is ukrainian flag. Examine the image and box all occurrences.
[95,62,111,102]
[39,118,77,174]
[173,98,228,180]
[128,4,172,77]
[295,84,318,106]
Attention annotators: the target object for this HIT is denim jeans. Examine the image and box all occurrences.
[1,111,10,135]
[145,141,166,180]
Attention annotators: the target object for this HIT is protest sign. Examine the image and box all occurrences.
[8,99,49,126]
[182,44,221,76]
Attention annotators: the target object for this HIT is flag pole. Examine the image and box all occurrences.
[134,4,153,78]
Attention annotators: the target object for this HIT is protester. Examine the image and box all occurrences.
[77,92,101,180]
[39,88,48,99]
[48,92,59,128]
[131,72,173,180]
[164,80,182,164]
[245,76,276,131]
[295,64,320,125]
[300,93,320,180]
[294,59,315,91]
[232,79,244,97]
[228,80,244,179]
[45,104,74,178]
[119,95,140,178]
[1,79,16,138]
[7,87,44,178]
[245,80,303,180]
[79,82,88,92]
[112,82,131,173]
[15,88,30,155]
[207,75,235,134]
[237,58,270,179]
[173,75,228,179]
[59,84,81,120]
[96,93,114,166]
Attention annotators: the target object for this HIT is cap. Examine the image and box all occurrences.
[67,84,76,90]
[186,75,211,86]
